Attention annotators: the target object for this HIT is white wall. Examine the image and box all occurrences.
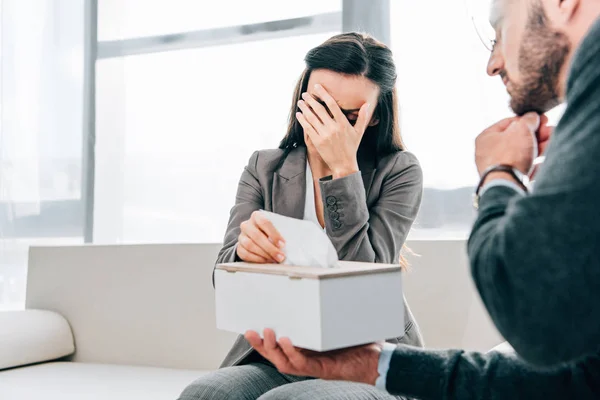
[404,240,503,351]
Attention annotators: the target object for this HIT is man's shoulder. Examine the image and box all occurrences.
[567,16,600,96]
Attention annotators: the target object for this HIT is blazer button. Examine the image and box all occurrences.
[332,220,342,230]
[327,204,337,212]
[326,196,337,206]
[330,211,339,220]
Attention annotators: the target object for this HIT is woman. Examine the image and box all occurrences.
[179,32,423,400]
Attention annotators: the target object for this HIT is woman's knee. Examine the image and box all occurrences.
[178,365,286,400]
[258,380,402,400]
[178,370,243,400]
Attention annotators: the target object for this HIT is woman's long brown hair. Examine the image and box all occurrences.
[279,32,414,269]
[280,32,405,156]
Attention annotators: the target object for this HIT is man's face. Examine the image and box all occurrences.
[487,0,571,115]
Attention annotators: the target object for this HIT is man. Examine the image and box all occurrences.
[245,0,600,398]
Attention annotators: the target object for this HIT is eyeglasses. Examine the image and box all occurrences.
[472,15,497,52]
[465,0,497,52]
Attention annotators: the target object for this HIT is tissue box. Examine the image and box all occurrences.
[215,261,404,352]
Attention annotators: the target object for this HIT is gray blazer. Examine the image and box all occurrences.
[216,146,424,368]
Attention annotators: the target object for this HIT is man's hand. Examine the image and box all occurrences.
[529,115,554,179]
[475,112,541,176]
[536,115,554,156]
[245,329,382,385]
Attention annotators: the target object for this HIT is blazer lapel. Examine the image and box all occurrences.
[272,147,306,220]
[271,147,376,217]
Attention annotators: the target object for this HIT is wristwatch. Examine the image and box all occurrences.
[473,164,529,209]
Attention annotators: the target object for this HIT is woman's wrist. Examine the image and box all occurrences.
[332,161,359,179]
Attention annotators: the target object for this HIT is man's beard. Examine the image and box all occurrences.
[509,2,571,116]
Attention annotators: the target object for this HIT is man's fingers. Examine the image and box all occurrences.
[506,115,539,161]
[263,328,278,350]
[245,330,264,350]
[245,329,275,358]
[521,112,541,133]
[539,140,550,156]
[537,125,554,143]
[279,337,314,373]
[486,116,519,133]
[262,329,295,373]
[489,114,539,134]
[246,331,320,378]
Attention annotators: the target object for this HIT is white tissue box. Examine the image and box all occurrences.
[215,261,404,352]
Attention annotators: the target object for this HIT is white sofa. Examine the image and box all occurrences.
[0,242,504,399]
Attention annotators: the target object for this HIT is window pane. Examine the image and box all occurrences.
[0,1,85,310]
[99,0,341,41]
[393,0,564,239]
[94,33,338,244]
[393,0,509,239]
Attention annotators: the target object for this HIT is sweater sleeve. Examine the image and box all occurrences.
[384,345,599,400]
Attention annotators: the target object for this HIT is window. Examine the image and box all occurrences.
[94,2,341,244]
[0,0,85,310]
[392,0,564,239]
[99,0,341,41]
[1,1,568,309]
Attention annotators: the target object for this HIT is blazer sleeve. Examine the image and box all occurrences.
[319,152,423,263]
[214,151,264,283]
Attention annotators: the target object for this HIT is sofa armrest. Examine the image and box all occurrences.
[0,310,74,370]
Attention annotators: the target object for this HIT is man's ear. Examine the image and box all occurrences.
[545,0,580,24]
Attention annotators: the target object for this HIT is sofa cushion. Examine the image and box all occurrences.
[0,362,210,400]
[0,310,74,370]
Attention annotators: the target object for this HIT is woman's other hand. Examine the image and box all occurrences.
[236,211,286,264]
[296,84,375,179]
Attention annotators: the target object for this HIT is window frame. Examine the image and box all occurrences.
[84,0,391,242]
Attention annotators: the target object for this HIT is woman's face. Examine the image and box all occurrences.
[305,69,380,126]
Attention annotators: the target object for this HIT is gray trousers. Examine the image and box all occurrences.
[178,362,405,400]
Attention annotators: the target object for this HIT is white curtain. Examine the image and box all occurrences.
[0,0,84,310]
